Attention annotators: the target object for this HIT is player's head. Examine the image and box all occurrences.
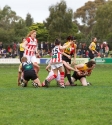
[21,57,27,62]
[92,37,97,42]
[55,39,60,45]
[67,36,74,41]
[86,60,96,68]
[27,30,36,38]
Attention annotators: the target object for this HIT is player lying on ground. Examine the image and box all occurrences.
[65,60,96,86]
[17,57,41,87]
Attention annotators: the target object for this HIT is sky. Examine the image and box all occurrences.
[0,0,93,23]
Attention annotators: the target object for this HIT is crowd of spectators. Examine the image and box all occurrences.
[0,41,110,59]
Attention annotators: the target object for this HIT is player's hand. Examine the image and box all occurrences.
[67,55,71,59]
[18,80,21,86]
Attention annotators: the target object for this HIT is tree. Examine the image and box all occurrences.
[74,0,106,37]
[0,5,28,43]
[29,23,48,42]
[14,19,29,42]
[44,0,78,42]
[25,13,34,27]
[93,1,112,40]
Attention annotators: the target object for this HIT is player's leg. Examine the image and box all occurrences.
[58,64,65,88]
[31,56,40,75]
[31,70,42,87]
[80,77,88,86]
[44,65,57,87]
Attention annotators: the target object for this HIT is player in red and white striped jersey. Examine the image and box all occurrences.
[44,39,72,88]
[22,30,40,74]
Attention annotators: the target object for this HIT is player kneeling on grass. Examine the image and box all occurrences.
[18,57,41,87]
[65,60,96,86]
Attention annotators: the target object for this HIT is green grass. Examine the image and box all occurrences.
[0,64,112,125]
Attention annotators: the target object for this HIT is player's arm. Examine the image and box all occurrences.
[60,42,71,50]
[62,52,71,59]
[32,62,40,68]
[18,72,21,86]
[73,44,77,64]
[18,64,22,86]
[89,43,98,54]
[46,63,51,72]
[22,38,35,52]
[63,61,75,71]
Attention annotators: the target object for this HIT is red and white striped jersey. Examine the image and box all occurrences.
[24,37,37,56]
[51,45,62,63]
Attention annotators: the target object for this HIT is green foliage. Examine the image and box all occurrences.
[0,64,112,125]
[25,13,34,27]
[74,0,106,37]
[94,1,112,40]
[44,0,78,42]
[0,5,28,43]
[29,23,48,42]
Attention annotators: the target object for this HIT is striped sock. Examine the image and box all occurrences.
[59,72,65,85]
[47,74,57,82]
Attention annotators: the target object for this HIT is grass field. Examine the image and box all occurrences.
[0,64,112,125]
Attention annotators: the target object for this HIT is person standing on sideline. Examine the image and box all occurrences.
[62,36,77,86]
[19,38,25,62]
[22,30,40,74]
[89,37,98,60]
[44,39,72,88]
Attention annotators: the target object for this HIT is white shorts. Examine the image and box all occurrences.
[24,54,37,63]
[46,70,60,81]
[51,63,63,70]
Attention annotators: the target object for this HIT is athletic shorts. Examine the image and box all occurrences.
[46,70,60,81]
[24,70,37,81]
[89,51,94,59]
[51,63,63,70]
[72,71,86,80]
[23,54,38,63]
[62,55,71,64]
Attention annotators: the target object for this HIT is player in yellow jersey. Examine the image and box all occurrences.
[62,36,77,86]
[65,60,96,86]
[89,37,98,60]
[19,38,25,62]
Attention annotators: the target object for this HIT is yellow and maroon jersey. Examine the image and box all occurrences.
[77,64,89,72]
[90,42,96,51]
[64,42,76,55]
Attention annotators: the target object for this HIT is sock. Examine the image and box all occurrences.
[47,74,57,82]
[59,72,65,86]
[66,74,72,85]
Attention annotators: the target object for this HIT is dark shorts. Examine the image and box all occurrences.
[20,51,24,62]
[89,51,94,59]
[72,71,86,80]
[62,55,71,64]
[24,70,37,81]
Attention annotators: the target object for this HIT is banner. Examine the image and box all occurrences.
[40,58,89,64]
[0,58,40,64]
[95,58,112,64]
[0,58,112,64]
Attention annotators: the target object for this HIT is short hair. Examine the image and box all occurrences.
[21,57,27,62]
[55,39,60,45]
[67,36,73,41]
